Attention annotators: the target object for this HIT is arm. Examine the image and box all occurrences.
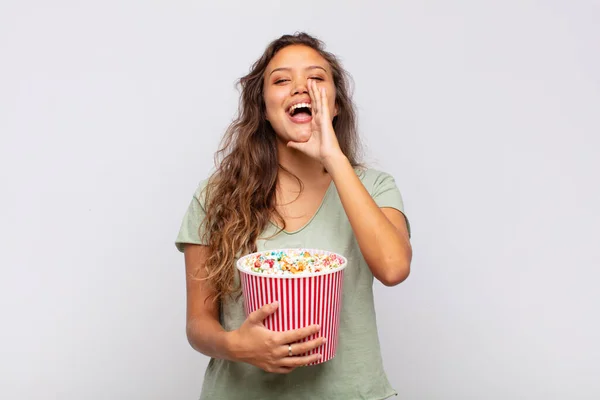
[183,243,323,372]
[184,243,235,360]
[324,156,412,286]
[286,80,412,287]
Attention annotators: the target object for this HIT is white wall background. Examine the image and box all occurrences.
[1,1,599,399]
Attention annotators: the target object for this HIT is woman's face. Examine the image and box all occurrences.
[263,45,337,144]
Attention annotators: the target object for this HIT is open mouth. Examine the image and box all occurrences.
[288,102,312,118]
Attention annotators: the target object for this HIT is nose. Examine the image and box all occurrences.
[291,80,308,96]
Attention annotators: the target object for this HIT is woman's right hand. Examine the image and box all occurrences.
[227,301,326,374]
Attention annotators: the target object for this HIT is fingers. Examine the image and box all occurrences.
[277,336,326,358]
[269,366,296,374]
[247,301,279,324]
[266,351,322,374]
[257,324,325,374]
[308,79,330,121]
[277,324,321,345]
[309,79,322,115]
[265,339,325,374]
[308,79,315,110]
[279,353,323,368]
[319,86,330,120]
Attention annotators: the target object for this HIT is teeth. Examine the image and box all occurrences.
[288,102,312,114]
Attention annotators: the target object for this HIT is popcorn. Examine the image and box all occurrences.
[238,249,345,276]
[236,248,348,364]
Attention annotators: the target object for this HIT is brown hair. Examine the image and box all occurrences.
[197,32,363,302]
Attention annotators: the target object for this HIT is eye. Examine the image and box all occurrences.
[309,76,324,81]
[274,78,289,84]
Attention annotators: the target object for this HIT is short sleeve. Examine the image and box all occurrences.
[175,180,210,252]
[369,170,412,238]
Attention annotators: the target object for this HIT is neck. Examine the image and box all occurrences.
[276,140,328,188]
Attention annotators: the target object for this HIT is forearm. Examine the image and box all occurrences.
[324,154,412,285]
[186,314,236,361]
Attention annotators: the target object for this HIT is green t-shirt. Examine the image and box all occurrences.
[175,167,411,400]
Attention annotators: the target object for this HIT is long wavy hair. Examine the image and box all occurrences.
[197,32,363,302]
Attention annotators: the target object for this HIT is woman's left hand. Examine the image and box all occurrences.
[286,79,344,164]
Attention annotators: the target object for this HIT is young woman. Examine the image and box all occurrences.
[176,32,412,399]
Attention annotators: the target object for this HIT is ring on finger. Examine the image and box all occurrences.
[288,344,293,357]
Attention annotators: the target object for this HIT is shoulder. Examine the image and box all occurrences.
[192,177,211,200]
[355,167,398,194]
[188,175,215,210]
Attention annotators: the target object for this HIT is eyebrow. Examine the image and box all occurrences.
[269,65,328,76]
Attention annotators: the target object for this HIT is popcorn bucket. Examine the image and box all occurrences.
[236,248,347,365]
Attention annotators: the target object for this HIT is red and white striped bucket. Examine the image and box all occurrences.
[237,248,347,365]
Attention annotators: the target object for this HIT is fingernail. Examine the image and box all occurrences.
[322,337,327,343]
[272,301,279,307]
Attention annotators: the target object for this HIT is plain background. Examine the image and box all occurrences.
[1,1,599,399]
